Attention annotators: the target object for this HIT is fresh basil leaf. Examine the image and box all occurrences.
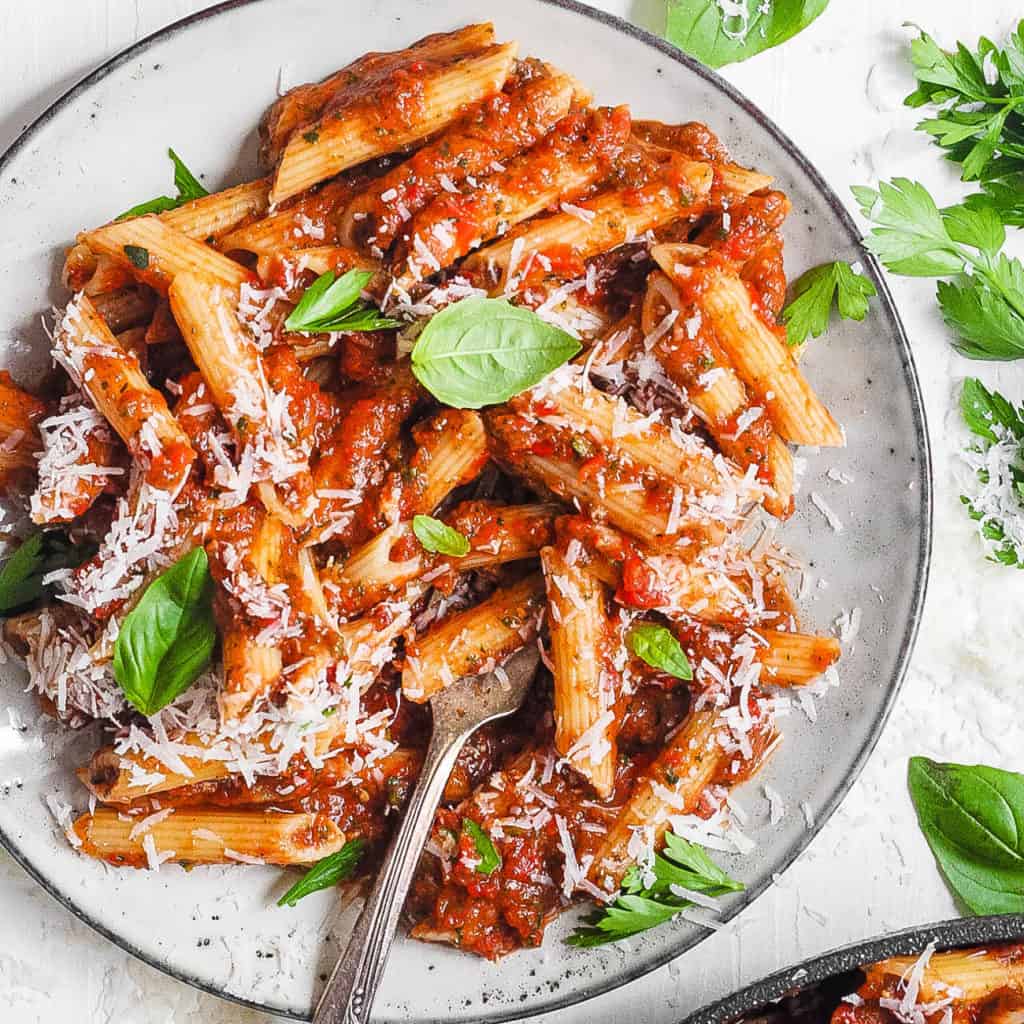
[277,838,366,907]
[782,261,876,345]
[112,547,216,716]
[124,245,150,270]
[908,756,1024,914]
[627,623,692,680]
[411,515,469,557]
[410,297,581,409]
[0,532,95,613]
[568,831,741,946]
[283,269,398,334]
[665,0,829,69]
[462,818,501,875]
[116,148,208,219]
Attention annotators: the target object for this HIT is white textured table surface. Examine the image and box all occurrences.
[3,2,1024,1022]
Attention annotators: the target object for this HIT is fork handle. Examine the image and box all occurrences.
[313,726,466,1024]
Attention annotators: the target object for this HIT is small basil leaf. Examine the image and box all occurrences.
[113,547,216,716]
[666,0,830,69]
[412,515,470,557]
[284,269,381,332]
[277,838,366,907]
[124,245,150,270]
[410,296,581,409]
[462,818,501,875]
[0,532,95,613]
[627,623,692,680]
[908,756,1024,914]
[116,148,208,220]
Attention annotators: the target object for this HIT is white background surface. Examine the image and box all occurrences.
[3,2,1024,1022]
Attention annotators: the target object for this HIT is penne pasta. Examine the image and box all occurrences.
[403,572,545,702]
[756,628,841,685]
[865,950,1024,1005]
[392,105,631,287]
[0,371,45,486]
[271,43,518,204]
[160,178,270,241]
[542,545,617,798]
[82,215,250,294]
[339,69,577,252]
[53,294,195,494]
[72,807,345,867]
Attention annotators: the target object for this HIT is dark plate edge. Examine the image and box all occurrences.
[683,915,1024,1024]
[0,1,934,1021]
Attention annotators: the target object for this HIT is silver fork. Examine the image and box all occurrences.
[313,644,541,1024]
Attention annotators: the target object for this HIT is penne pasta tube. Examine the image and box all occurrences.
[404,408,490,515]
[260,244,379,287]
[392,105,631,286]
[755,628,840,685]
[590,709,726,890]
[866,950,1024,1005]
[159,178,270,241]
[652,246,842,447]
[271,43,518,204]
[339,69,577,252]
[463,156,713,290]
[485,411,726,552]
[260,23,497,167]
[402,572,545,702]
[168,272,312,522]
[0,371,45,486]
[542,545,617,798]
[325,501,555,619]
[78,743,238,803]
[72,807,345,867]
[53,294,195,494]
[82,215,250,294]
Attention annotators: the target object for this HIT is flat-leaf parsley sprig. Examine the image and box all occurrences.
[781,260,877,345]
[567,832,742,947]
[905,22,1024,223]
[853,178,1024,360]
[958,377,1024,567]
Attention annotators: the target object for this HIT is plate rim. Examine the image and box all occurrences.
[0,0,934,1019]
[682,914,1024,1024]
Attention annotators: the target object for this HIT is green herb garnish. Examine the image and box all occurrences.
[462,818,501,875]
[0,532,95,613]
[277,838,367,907]
[665,0,830,70]
[411,515,470,557]
[781,260,877,345]
[853,178,1024,359]
[627,623,692,680]
[568,832,742,946]
[410,296,581,409]
[123,245,150,270]
[909,756,1024,914]
[117,148,209,220]
[905,23,1024,223]
[112,547,216,715]
[284,269,399,334]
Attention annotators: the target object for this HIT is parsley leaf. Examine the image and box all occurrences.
[277,838,366,907]
[957,377,1024,567]
[462,818,502,875]
[0,532,95,613]
[627,623,692,680]
[412,515,469,557]
[905,23,1024,222]
[854,178,1024,359]
[567,832,742,947]
[781,260,877,345]
[284,269,399,334]
[117,148,209,220]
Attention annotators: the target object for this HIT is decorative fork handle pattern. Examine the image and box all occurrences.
[313,725,467,1024]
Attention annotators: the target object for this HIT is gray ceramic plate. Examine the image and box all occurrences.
[0,0,931,1020]
[685,915,1024,1024]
